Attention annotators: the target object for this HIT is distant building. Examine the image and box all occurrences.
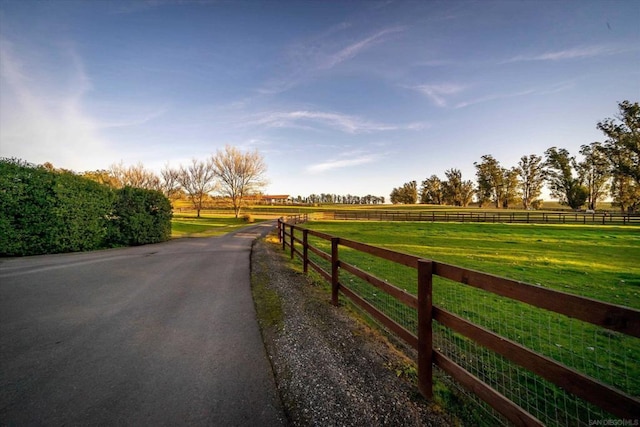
[246,195,291,205]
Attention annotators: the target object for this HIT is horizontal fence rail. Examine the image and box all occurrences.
[276,218,640,426]
[323,210,640,225]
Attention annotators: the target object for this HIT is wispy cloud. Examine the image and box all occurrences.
[260,25,405,94]
[0,37,113,169]
[454,89,534,109]
[95,104,169,129]
[249,110,419,134]
[320,26,404,70]
[0,36,173,170]
[410,83,467,107]
[307,151,378,173]
[453,81,575,109]
[503,44,632,63]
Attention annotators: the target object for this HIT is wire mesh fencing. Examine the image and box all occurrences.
[280,220,640,426]
[432,277,622,426]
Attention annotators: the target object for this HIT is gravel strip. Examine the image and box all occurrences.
[251,235,454,426]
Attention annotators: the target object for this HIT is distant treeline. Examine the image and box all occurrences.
[390,101,639,213]
[291,194,386,205]
[0,158,172,256]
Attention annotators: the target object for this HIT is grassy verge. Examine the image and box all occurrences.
[251,235,284,331]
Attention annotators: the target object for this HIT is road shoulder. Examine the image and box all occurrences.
[251,234,454,426]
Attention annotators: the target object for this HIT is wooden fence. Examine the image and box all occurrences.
[277,218,640,426]
[324,210,640,225]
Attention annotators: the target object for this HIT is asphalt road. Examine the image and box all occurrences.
[0,221,286,426]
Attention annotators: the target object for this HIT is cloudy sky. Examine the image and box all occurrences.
[1,0,638,199]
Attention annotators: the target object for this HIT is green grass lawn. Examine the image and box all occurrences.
[171,214,264,238]
[297,220,639,424]
[305,221,640,309]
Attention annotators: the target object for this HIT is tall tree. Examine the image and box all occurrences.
[502,167,521,208]
[390,181,418,204]
[211,145,268,218]
[443,169,474,207]
[460,180,475,208]
[178,158,217,218]
[420,175,444,204]
[578,143,610,210]
[544,147,588,210]
[597,100,640,213]
[517,155,545,210]
[609,175,640,214]
[474,155,505,208]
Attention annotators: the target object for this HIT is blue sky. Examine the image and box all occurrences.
[1,0,638,199]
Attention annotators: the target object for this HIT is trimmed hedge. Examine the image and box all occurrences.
[51,169,116,253]
[0,158,172,256]
[107,186,172,246]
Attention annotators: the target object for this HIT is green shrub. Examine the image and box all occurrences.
[1,159,60,255]
[0,158,172,256]
[107,186,172,246]
[50,171,115,252]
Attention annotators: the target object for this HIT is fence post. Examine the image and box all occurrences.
[277,219,282,243]
[303,229,309,274]
[418,259,433,399]
[290,225,295,259]
[331,237,340,306]
[281,221,286,251]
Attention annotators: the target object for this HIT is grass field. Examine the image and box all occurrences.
[171,214,264,238]
[297,220,639,424]
[305,221,640,308]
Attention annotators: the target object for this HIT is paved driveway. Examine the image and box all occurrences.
[0,222,286,426]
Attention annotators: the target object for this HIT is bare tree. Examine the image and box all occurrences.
[211,145,268,218]
[82,170,120,188]
[160,163,182,201]
[178,158,217,218]
[110,161,161,190]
